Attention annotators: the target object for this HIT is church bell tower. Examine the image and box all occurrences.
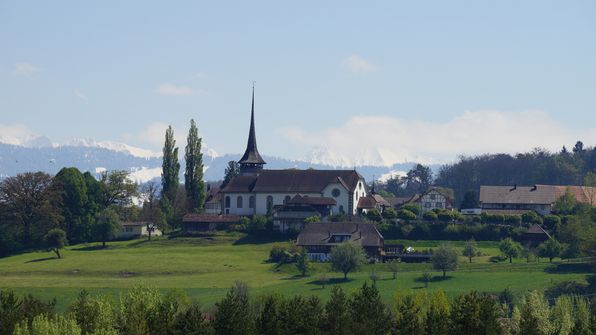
[238,86,266,175]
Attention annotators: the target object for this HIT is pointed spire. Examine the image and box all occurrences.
[238,84,266,173]
[371,176,376,194]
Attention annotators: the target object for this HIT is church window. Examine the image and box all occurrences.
[249,196,255,209]
[225,196,231,208]
[237,196,243,208]
[339,205,345,213]
[332,188,341,198]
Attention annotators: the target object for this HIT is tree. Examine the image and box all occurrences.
[394,293,425,335]
[382,207,397,219]
[140,182,167,241]
[421,272,432,288]
[519,291,553,335]
[93,208,121,248]
[53,167,91,244]
[221,161,240,189]
[423,211,438,221]
[184,119,206,213]
[366,208,382,221]
[295,250,309,276]
[255,294,281,335]
[213,282,253,335]
[387,258,400,279]
[0,172,63,247]
[99,170,138,207]
[426,290,451,335]
[450,291,502,335]
[161,125,180,206]
[45,228,67,259]
[462,238,479,263]
[499,238,522,263]
[550,295,573,335]
[459,191,479,209]
[553,188,577,214]
[398,209,416,221]
[583,172,596,206]
[404,164,433,195]
[349,283,391,335]
[537,238,562,262]
[13,314,81,335]
[173,303,210,335]
[323,286,350,335]
[329,242,367,280]
[432,243,459,278]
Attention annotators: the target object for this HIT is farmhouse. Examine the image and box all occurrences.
[521,224,551,246]
[411,187,454,213]
[296,222,384,261]
[117,222,162,239]
[220,88,367,217]
[479,184,596,215]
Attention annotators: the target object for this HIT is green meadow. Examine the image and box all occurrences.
[0,233,590,311]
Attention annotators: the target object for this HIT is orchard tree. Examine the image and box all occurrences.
[499,238,522,263]
[432,243,459,277]
[184,119,206,212]
[295,250,310,276]
[94,208,121,248]
[45,228,67,259]
[330,242,367,280]
[462,238,480,263]
[538,238,562,262]
[387,258,400,279]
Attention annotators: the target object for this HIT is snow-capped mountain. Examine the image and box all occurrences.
[65,138,162,159]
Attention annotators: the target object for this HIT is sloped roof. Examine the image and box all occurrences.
[182,214,241,223]
[480,185,596,205]
[371,194,391,207]
[287,194,336,206]
[296,222,383,248]
[357,196,377,209]
[221,169,363,193]
[238,87,266,165]
[525,224,551,239]
[384,196,413,207]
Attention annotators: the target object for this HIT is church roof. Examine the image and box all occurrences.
[221,169,364,193]
[238,87,266,165]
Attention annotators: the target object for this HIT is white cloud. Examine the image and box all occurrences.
[0,124,38,145]
[74,89,88,100]
[342,55,376,74]
[157,83,203,96]
[14,62,40,75]
[280,110,596,167]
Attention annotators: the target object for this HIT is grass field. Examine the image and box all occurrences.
[0,233,590,311]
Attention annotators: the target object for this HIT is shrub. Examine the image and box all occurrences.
[504,215,522,225]
[522,211,542,225]
[542,215,561,231]
[382,207,397,219]
[398,209,417,221]
[269,245,294,263]
[366,209,383,222]
[437,211,454,223]
[401,204,421,215]
[423,211,438,221]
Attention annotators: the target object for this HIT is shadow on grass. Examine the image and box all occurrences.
[233,234,289,245]
[414,275,453,283]
[544,263,592,274]
[307,277,355,286]
[71,245,107,251]
[25,257,58,263]
[281,274,309,281]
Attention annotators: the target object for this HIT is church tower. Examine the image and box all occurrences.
[238,86,266,175]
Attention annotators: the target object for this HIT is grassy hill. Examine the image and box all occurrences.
[0,233,590,311]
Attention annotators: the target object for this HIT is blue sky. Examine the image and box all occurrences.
[1,1,595,166]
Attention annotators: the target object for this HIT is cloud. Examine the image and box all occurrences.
[14,62,40,75]
[342,55,376,74]
[157,83,203,96]
[279,110,596,167]
[0,124,38,145]
[74,89,88,100]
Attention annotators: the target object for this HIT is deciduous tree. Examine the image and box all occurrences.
[499,238,522,263]
[44,228,67,259]
[432,243,459,277]
[329,242,367,280]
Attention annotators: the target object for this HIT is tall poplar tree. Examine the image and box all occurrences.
[161,126,180,206]
[184,119,205,212]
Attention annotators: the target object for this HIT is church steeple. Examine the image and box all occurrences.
[238,85,266,174]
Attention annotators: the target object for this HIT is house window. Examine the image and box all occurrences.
[249,196,255,209]
[125,227,133,232]
[332,188,341,198]
[435,202,443,208]
[430,194,436,200]
[424,202,431,208]
[237,196,243,208]
[225,196,230,208]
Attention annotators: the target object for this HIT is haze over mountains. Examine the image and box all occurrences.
[0,137,421,183]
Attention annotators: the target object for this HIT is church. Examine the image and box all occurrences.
[220,88,367,216]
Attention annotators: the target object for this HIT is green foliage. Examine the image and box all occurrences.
[459,190,479,209]
[499,237,522,263]
[431,243,459,277]
[99,170,138,207]
[426,290,450,335]
[323,286,350,335]
[387,259,400,279]
[13,314,81,335]
[542,214,561,231]
[553,188,577,215]
[161,125,180,206]
[269,245,294,263]
[366,208,382,221]
[45,228,67,259]
[255,294,281,335]
[398,209,417,221]
[184,119,206,212]
[213,282,253,335]
[382,207,397,219]
[329,242,367,280]
[69,291,117,335]
[550,295,573,335]
[277,295,323,335]
[462,238,479,263]
[422,210,438,221]
[537,238,562,262]
[304,215,320,223]
[220,161,240,190]
[437,211,455,223]
[295,250,309,276]
[349,282,391,335]
[53,167,91,244]
[522,211,543,224]
[394,292,425,335]
[93,208,121,248]
[519,291,553,335]
[572,296,592,335]
[450,291,502,335]
[173,303,211,335]
[504,214,522,225]
[118,286,161,335]
[401,203,421,215]
[0,289,22,335]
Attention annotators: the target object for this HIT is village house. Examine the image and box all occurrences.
[220,88,367,217]
[411,187,454,213]
[117,222,162,239]
[203,186,222,214]
[296,222,384,261]
[521,224,551,246]
[479,184,596,215]
[272,195,336,232]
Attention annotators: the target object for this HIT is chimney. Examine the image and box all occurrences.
[531,185,537,191]
[510,184,517,191]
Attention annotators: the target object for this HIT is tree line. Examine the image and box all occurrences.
[0,283,593,335]
[0,119,207,257]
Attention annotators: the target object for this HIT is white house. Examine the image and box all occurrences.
[117,222,162,239]
[413,187,454,213]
